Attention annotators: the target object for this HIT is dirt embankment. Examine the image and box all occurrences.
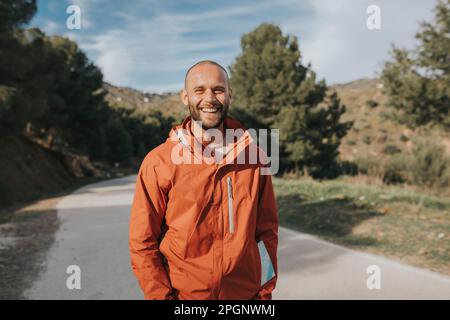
[0,135,136,299]
[0,136,76,211]
[0,135,122,214]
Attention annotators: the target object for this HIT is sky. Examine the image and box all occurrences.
[31,0,436,93]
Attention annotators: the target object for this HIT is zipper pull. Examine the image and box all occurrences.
[227,176,234,234]
[227,176,233,199]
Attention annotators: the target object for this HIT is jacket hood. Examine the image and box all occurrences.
[167,115,259,166]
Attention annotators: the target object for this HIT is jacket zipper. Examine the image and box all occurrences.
[227,176,234,234]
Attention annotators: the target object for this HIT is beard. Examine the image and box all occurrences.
[188,100,229,130]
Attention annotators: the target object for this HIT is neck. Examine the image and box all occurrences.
[190,119,225,147]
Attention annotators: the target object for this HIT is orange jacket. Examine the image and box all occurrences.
[129,115,278,300]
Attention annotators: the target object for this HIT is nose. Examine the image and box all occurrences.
[204,88,216,103]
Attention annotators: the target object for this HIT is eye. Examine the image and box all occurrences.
[214,88,225,94]
[194,89,204,94]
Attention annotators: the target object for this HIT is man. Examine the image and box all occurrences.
[129,60,278,300]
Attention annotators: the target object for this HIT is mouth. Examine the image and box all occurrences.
[200,107,221,114]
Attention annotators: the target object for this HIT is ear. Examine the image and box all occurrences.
[180,89,189,107]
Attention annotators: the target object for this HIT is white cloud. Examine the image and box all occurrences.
[64,0,437,91]
[42,20,58,34]
[80,5,256,89]
[284,0,435,84]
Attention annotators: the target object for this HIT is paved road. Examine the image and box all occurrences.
[25,176,450,299]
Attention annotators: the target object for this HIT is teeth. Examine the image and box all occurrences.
[202,108,218,113]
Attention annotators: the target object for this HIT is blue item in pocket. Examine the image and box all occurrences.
[257,240,275,286]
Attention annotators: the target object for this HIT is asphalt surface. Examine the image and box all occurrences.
[25,175,450,299]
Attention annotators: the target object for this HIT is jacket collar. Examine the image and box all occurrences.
[168,115,255,166]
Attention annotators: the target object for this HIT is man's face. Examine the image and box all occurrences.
[181,64,232,130]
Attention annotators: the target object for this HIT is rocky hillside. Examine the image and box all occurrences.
[104,78,450,165]
[103,82,188,123]
[330,78,450,163]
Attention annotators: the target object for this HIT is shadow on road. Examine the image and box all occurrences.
[277,193,383,245]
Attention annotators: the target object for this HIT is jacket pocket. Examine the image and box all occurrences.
[257,240,276,286]
[227,176,234,234]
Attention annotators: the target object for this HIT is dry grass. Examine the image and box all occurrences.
[274,176,450,276]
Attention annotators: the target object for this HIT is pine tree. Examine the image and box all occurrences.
[381,0,450,129]
[230,23,351,177]
[0,0,38,135]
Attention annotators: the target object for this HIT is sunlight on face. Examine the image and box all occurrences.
[182,63,232,130]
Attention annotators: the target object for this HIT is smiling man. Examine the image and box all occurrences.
[183,60,230,131]
[129,60,278,300]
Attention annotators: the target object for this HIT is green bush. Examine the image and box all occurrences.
[410,139,450,189]
[366,99,379,109]
[383,154,410,184]
[400,134,409,142]
[383,144,402,155]
[355,157,384,178]
[362,135,372,144]
[355,139,450,193]
[338,160,359,176]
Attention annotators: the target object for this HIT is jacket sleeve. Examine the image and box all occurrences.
[254,171,279,300]
[129,156,175,300]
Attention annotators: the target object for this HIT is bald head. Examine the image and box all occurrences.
[184,60,229,89]
[180,60,232,130]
